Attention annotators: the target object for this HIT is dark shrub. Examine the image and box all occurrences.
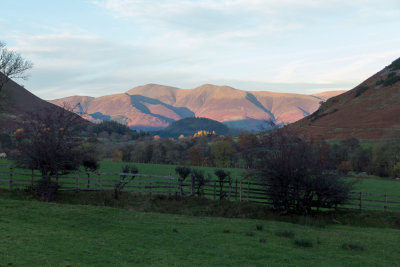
[26,179,60,202]
[191,169,207,196]
[383,75,400,87]
[114,164,138,200]
[252,131,353,214]
[175,166,191,196]
[214,169,231,200]
[355,86,369,97]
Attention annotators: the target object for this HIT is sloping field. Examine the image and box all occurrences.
[0,198,399,266]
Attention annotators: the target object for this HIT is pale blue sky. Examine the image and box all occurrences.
[1,0,400,99]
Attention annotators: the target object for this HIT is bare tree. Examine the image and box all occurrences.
[0,40,33,94]
[13,104,89,201]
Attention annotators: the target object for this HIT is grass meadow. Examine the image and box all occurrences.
[1,197,399,266]
[1,158,400,196]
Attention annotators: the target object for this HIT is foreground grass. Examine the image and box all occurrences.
[0,197,399,266]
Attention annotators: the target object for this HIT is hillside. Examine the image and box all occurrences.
[49,84,344,131]
[289,57,400,139]
[0,78,87,131]
[153,117,229,138]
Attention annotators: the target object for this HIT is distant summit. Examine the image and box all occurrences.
[49,84,344,131]
[289,57,400,139]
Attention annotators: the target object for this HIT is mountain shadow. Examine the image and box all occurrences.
[245,92,276,122]
[129,94,194,123]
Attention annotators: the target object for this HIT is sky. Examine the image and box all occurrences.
[1,0,400,99]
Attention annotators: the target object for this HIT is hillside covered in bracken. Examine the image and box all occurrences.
[289,58,400,139]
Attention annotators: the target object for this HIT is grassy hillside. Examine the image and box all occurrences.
[152,117,229,138]
[0,197,399,266]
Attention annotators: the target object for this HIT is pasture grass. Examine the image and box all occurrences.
[0,197,399,266]
[98,160,246,180]
[2,158,400,195]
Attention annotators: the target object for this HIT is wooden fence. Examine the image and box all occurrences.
[1,164,399,212]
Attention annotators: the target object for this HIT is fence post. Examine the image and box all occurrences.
[228,180,232,200]
[240,181,242,202]
[97,172,101,191]
[247,180,250,201]
[9,167,13,190]
[75,171,80,191]
[191,176,195,196]
[384,193,388,212]
[179,179,183,197]
[235,180,238,201]
[168,172,171,196]
[150,177,152,195]
[359,192,363,210]
[213,181,216,200]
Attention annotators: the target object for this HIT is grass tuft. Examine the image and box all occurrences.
[275,229,295,238]
[341,242,364,251]
[259,238,266,243]
[294,239,314,248]
[245,232,254,237]
[299,217,326,228]
[256,224,263,231]
[172,228,178,233]
[222,229,230,234]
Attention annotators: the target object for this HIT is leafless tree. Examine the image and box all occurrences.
[13,104,89,201]
[0,40,33,94]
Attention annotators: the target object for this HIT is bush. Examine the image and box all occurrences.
[294,239,313,248]
[26,179,60,202]
[388,57,400,71]
[191,169,207,196]
[355,86,369,97]
[114,164,138,200]
[175,166,191,196]
[214,169,231,200]
[383,75,400,87]
[252,132,353,214]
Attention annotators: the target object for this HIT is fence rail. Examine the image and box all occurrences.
[1,164,400,212]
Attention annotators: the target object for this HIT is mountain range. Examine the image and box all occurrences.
[49,84,345,131]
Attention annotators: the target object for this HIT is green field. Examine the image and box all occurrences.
[97,160,246,180]
[0,197,399,266]
[1,158,400,196]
